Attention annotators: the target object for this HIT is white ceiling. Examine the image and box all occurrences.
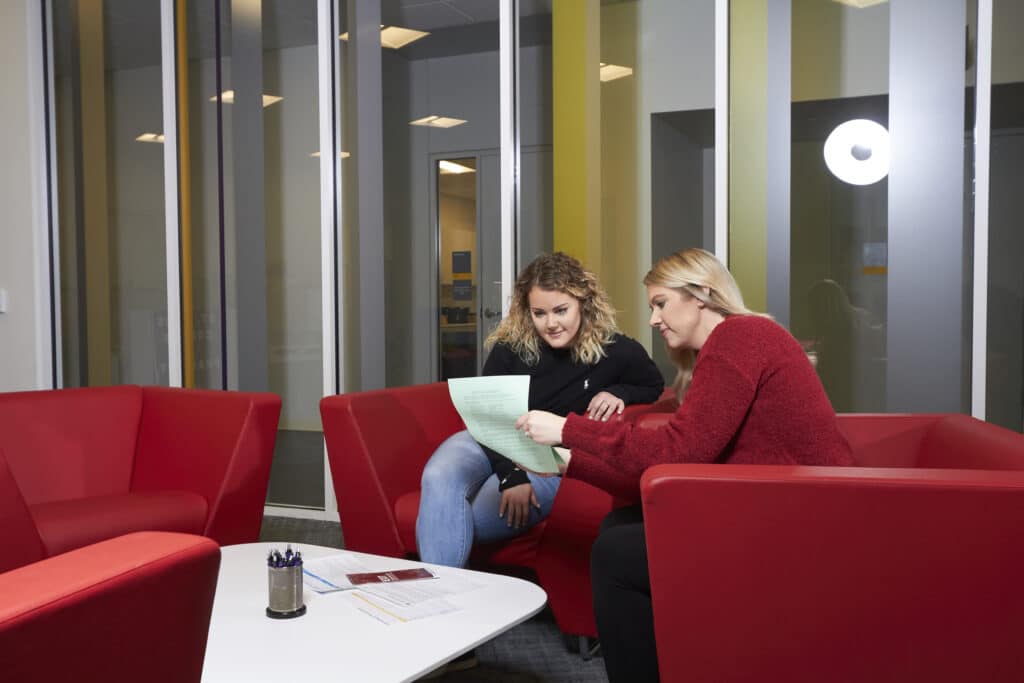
[54,0,561,74]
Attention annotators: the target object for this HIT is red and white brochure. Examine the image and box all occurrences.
[345,567,438,585]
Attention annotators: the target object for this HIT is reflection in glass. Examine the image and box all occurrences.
[183,1,325,508]
[52,0,168,387]
[528,0,715,384]
[987,0,1024,431]
[373,1,502,386]
[438,158,479,380]
[789,2,891,413]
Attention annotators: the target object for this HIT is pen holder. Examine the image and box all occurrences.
[266,563,306,619]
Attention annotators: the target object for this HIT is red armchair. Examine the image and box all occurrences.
[0,452,221,683]
[0,385,281,556]
[320,382,670,646]
[640,413,1024,682]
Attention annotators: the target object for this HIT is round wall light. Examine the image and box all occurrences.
[823,119,890,185]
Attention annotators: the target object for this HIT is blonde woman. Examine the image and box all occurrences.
[416,252,663,568]
[517,248,854,683]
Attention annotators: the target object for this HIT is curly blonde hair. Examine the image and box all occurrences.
[486,252,619,365]
[644,248,770,400]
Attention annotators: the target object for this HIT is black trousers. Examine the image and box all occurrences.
[591,504,659,682]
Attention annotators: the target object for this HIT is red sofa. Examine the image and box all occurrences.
[0,451,221,683]
[320,382,672,648]
[640,413,1024,682]
[0,385,281,556]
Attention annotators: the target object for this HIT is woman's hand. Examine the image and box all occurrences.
[587,391,624,421]
[499,483,540,528]
[515,410,567,446]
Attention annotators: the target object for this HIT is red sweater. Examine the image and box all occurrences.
[563,315,855,498]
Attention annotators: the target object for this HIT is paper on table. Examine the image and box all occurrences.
[302,554,374,593]
[347,592,460,625]
[345,570,484,625]
[447,375,562,474]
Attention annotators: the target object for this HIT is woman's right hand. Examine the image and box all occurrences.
[499,483,540,529]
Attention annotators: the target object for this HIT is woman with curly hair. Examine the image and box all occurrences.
[416,252,664,569]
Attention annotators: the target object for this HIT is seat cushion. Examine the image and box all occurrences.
[31,491,208,557]
[394,491,544,568]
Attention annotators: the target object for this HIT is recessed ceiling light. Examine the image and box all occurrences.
[339,25,430,49]
[410,115,467,129]
[439,160,475,175]
[599,63,633,82]
[309,151,351,158]
[135,133,165,143]
[209,90,283,107]
[830,0,888,7]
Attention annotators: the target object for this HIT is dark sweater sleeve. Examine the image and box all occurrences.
[602,337,665,405]
[563,351,757,495]
[480,344,530,490]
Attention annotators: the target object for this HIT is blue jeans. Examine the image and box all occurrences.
[416,430,561,567]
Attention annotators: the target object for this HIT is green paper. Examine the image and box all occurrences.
[447,375,561,474]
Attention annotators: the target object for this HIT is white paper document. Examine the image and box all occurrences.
[447,375,565,474]
[347,571,485,625]
[347,592,460,625]
[302,554,374,593]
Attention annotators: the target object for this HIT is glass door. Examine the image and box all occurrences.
[437,155,479,380]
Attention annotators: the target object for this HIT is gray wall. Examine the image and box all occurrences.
[0,0,50,392]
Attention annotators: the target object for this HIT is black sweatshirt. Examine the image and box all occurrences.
[480,333,665,490]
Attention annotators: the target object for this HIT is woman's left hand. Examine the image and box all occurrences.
[515,410,567,446]
[586,391,624,421]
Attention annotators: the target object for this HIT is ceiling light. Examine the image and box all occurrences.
[823,119,890,185]
[599,63,633,82]
[135,133,165,143]
[339,25,430,49]
[209,90,283,107]
[439,160,475,175]
[410,115,467,129]
[309,151,351,158]
[831,0,888,7]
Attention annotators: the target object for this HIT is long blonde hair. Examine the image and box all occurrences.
[644,248,769,399]
[486,252,619,365]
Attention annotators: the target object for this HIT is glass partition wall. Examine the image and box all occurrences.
[52,0,169,387]
[526,0,717,383]
[987,0,1024,431]
[42,0,1018,528]
[735,0,978,415]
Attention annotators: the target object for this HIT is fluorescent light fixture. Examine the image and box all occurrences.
[831,0,888,7]
[339,25,429,49]
[409,115,467,129]
[209,90,283,107]
[823,119,890,185]
[135,133,165,143]
[599,63,634,82]
[309,151,351,158]
[439,160,475,175]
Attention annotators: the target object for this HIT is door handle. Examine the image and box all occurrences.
[483,307,501,319]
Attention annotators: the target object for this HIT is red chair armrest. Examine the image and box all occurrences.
[641,464,1024,682]
[0,531,220,683]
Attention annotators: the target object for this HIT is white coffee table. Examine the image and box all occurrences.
[201,543,547,682]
